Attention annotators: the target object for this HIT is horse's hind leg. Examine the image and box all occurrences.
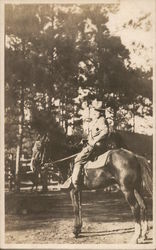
[121,187,141,243]
[70,189,82,238]
[134,189,148,241]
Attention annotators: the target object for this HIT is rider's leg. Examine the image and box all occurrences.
[72,145,93,189]
[61,145,93,190]
[72,162,82,188]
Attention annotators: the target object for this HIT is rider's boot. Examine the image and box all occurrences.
[61,177,82,191]
[61,162,82,190]
[61,176,72,190]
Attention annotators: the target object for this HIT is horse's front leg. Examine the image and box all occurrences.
[78,190,82,232]
[70,189,82,238]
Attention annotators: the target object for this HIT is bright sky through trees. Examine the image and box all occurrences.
[107,0,154,71]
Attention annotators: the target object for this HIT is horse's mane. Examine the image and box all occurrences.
[107,131,128,149]
[89,131,128,161]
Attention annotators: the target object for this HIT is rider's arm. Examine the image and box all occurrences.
[93,127,108,144]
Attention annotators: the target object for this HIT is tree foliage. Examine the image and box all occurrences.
[5,4,152,161]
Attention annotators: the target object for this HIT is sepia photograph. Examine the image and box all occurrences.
[0,0,155,249]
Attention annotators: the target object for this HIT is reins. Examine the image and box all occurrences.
[51,153,78,165]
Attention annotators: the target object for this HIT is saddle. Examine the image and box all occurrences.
[84,150,111,170]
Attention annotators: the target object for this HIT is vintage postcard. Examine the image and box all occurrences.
[0,0,156,249]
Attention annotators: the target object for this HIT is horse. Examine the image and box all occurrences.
[68,140,152,243]
[31,132,152,243]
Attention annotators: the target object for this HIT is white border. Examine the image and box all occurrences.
[3,0,119,3]
[152,0,156,247]
[0,1,5,250]
[2,243,156,249]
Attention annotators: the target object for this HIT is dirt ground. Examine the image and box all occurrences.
[5,190,153,244]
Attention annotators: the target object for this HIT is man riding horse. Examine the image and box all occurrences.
[62,107,109,190]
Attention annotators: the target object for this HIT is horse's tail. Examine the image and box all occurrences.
[136,154,152,196]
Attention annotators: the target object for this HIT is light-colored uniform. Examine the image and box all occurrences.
[72,116,109,187]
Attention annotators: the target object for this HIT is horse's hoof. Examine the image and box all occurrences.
[138,235,147,243]
[73,229,80,238]
[74,233,79,238]
[73,231,79,238]
[142,233,148,240]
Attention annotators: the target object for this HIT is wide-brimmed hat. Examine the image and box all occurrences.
[94,108,105,113]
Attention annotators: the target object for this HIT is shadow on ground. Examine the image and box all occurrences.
[5,190,152,232]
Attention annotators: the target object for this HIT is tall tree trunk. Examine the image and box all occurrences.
[133,114,135,133]
[132,113,135,133]
[131,103,135,133]
[113,108,117,131]
[60,101,63,128]
[112,93,118,131]
[64,96,68,135]
[15,84,24,191]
